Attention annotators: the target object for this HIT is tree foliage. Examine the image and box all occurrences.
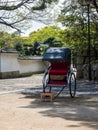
[57,0,98,28]
[57,0,98,51]
[29,26,62,43]
[0,26,64,56]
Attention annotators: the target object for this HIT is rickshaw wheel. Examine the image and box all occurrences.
[43,72,49,92]
[68,72,76,98]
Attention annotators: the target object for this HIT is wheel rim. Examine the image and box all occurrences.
[43,73,49,92]
[69,73,76,97]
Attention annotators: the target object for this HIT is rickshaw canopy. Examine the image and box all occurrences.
[42,47,71,63]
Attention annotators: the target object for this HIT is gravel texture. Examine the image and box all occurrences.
[0,74,98,130]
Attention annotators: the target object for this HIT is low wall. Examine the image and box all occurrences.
[18,57,47,77]
[0,51,47,79]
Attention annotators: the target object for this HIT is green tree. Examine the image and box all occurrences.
[57,0,98,51]
[0,31,12,49]
[29,26,63,44]
[43,37,63,47]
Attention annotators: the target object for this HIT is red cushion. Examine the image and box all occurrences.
[50,69,68,75]
[51,61,69,69]
[48,81,67,85]
[49,61,69,75]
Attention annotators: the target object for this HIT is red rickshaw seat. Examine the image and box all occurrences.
[50,61,69,75]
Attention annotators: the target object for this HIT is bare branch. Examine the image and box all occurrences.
[0,20,21,32]
[0,0,30,11]
[0,0,59,31]
[32,0,46,11]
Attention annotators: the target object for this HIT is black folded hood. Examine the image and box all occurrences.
[42,47,71,63]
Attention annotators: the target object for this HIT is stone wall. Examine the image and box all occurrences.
[76,49,98,80]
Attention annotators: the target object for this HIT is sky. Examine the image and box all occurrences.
[22,21,47,36]
[21,21,63,37]
[21,0,65,36]
[0,0,64,37]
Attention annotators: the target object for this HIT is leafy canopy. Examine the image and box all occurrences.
[57,0,98,51]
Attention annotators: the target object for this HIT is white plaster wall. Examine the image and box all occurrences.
[0,52,47,77]
[18,59,45,74]
[1,53,20,72]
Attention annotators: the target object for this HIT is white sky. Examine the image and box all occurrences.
[21,0,64,36]
[21,21,64,37]
[21,0,65,36]
[22,21,47,36]
[0,0,64,36]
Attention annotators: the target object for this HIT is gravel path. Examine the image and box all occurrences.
[0,74,98,96]
[0,74,98,130]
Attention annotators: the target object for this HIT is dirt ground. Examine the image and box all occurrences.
[0,75,98,130]
[0,93,98,130]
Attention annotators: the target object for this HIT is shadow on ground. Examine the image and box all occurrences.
[19,91,98,130]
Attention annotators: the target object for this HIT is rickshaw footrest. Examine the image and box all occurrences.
[41,92,54,102]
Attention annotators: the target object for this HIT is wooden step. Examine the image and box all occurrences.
[41,92,54,102]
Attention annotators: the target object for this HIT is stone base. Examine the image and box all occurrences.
[0,71,20,79]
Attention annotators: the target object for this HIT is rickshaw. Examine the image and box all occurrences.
[42,47,76,100]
